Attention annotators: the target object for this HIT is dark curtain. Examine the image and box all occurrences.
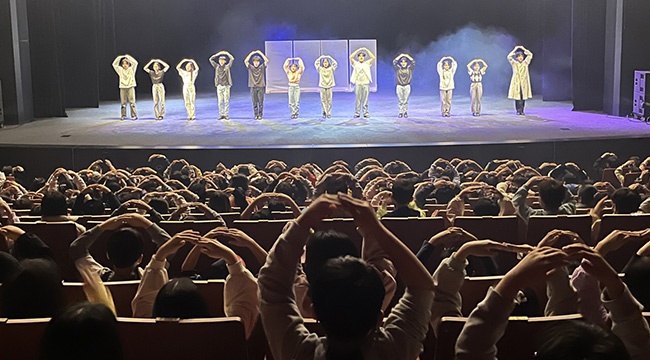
[26,0,67,118]
[571,0,606,111]
[542,0,572,101]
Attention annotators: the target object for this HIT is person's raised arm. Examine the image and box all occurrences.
[209,53,219,68]
[143,59,154,73]
[112,56,122,72]
[243,50,254,67]
[338,193,434,290]
[122,54,137,70]
[156,59,169,72]
[522,46,533,63]
[366,48,376,65]
[479,59,488,72]
[349,48,360,64]
[450,56,458,73]
[283,58,291,72]
[257,50,269,65]
[189,59,199,71]
[206,227,269,268]
[296,57,304,73]
[314,55,323,70]
[175,60,184,72]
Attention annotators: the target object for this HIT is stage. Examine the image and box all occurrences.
[0,92,648,149]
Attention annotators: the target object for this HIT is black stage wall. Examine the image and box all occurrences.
[25,0,576,117]
[619,0,650,116]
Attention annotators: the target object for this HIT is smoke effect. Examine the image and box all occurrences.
[375,25,521,96]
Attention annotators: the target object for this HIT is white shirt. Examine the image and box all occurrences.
[351,62,372,85]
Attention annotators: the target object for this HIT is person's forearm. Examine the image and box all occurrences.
[181,246,202,272]
[70,226,103,260]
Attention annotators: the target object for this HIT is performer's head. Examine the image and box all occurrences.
[443,61,451,70]
[185,61,194,71]
[322,58,330,68]
[153,62,161,71]
[290,63,299,73]
[121,58,130,69]
[515,49,525,62]
[252,56,261,67]
[472,61,481,71]
[357,52,366,63]
[399,57,409,68]
[218,56,227,66]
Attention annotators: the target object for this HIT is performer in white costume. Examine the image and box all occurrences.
[507,46,533,115]
[315,55,337,119]
[176,59,199,120]
[437,56,457,117]
[112,54,138,120]
[349,47,376,118]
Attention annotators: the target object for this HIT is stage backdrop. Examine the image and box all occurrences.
[25,0,579,117]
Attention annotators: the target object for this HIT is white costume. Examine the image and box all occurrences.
[437,56,457,117]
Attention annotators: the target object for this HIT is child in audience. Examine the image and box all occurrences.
[258,193,434,359]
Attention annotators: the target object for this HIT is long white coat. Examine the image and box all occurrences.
[507,48,533,100]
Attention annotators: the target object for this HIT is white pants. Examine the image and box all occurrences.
[320,87,332,116]
[217,85,230,116]
[396,84,411,113]
[152,84,165,118]
[119,87,137,118]
[470,83,483,114]
[183,84,196,119]
[440,89,453,115]
[355,84,369,116]
[288,84,300,116]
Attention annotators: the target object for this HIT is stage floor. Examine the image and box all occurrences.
[1,92,648,148]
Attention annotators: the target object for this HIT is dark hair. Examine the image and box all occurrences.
[41,191,68,217]
[535,320,630,360]
[383,161,411,175]
[12,196,34,210]
[391,179,414,206]
[188,182,206,202]
[230,174,249,192]
[611,188,642,214]
[152,278,209,318]
[311,256,384,343]
[538,179,567,211]
[148,197,170,214]
[304,230,359,283]
[433,186,460,205]
[106,228,143,269]
[41,302,122,360]
[208,191,232,213]
[354,158,382,173]
[577,185,599,208]
[275,181,296,200]
[82,199,105,215]
[12,233,53,261]
[0,252,20,283]
[472,197,500,216]
[623,255,650,311]
[0,258,65,318]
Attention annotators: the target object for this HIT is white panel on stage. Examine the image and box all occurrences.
[320,40,349,92]
[292,40,320,92]
[265,41,293,93]
[348,39,378,92]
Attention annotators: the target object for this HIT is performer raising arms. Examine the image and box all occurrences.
[467,58,488,117]
[349,47,376,118]
[244,50,269,120]
[437,56,457,117]
[209,51,234,120]
[283,57,305,119]
[507,46,533,115]
[314,55,337,119]
[176,59,199,121]
[143,59,169,120]
[393,53,415,118]
[112,54,138,120]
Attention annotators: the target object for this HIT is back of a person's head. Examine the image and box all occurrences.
[12,233,53,261]
[41,191,68,217]
[623,255,650,311]
[311,256,385,342]
[41,302,122,360]
[354,158,381,173]
[304,230,359,283]
[0,252,20,283]
[275,181,297,200]
[106,227,143,269]
[208,191,232,213]
[473,197,500,216]
[324,177,348,195]
[578,184,599,207]
[148,197,169,214]
[188,182,207,202]
[230,174,249,192]
[152,278,209,318]
[82,199,105,215]
[12,196,34,210]
[535,320,630,360]
[611,188,642,214]
[383,161,410,175]
[391,179,414,206]
[433,186,459,205]
[538,179,566,211]
[0,258,65,318]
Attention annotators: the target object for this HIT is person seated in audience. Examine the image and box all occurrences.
[0,258,66,318]
[446,184,515,224]
[380,179,425,218]
[577,184,605,208]
[593,152,619,178]
[229,174,253,209]
[169,202,226,222]
[591,187,643,240]
[455,244,650,360]
[110,199,164,223]
[0,196,19,224]
[259,193,434,359]
[40,302,122,360]
[512,176,576,223]
[39,190,86,235]
[622,236,650,311]
[207,190,232,213]
[70,213,171,281]
[427,158,461,185]
[615,157,641,186]
[548,162,589,194]
[131,229,259,338]
[0,251,20,282]
[240,192,301,220]
[71,184,121,215]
